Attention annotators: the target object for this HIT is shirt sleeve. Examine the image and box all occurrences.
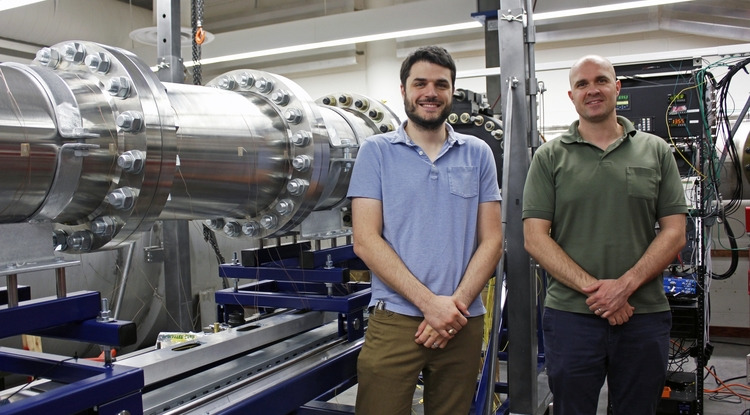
[347,137,383,201]
[522,144,556,221]
[478,141,502,203]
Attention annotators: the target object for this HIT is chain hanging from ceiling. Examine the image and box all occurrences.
[191,0,204,85]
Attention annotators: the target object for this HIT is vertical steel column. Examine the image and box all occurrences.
[157,0,195,332]
[156,0,185,84]
[6,274,18,307]
[498,0,537,413]
[55,267,67,298]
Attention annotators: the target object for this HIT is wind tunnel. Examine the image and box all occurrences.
[0,41,399,253]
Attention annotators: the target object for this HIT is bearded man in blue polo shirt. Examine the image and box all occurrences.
[347,46,503,415]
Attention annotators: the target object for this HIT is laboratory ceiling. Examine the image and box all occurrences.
[0,0,748,80]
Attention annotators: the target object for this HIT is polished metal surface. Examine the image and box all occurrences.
[0,41,400,253]
[142,319,343,414]
[116,310,331,386]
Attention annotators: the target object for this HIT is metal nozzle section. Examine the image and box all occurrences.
[0,41,400,253]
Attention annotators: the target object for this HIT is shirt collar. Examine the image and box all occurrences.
[560,115,637,144]
[390,120,465,146]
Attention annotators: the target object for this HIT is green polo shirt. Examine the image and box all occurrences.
[522,116,688,314]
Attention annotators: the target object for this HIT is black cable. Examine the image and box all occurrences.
[711,213,738,280]
[203,224,229,289]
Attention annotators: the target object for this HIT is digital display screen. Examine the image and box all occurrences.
[616,94,630,110]
[668,93,686,103]
[668,117,686,127]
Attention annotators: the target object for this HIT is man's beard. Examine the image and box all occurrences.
[404,98,451,131]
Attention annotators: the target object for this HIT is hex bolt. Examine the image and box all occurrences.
[276,199,294,215]
[292,155,311,171]
[205,218,225,230]
[223,221,242,237]
[85,52,111,74]
[285,108,303,124]
[321,96,336,105]
[239,72,255,88]
[368,109,384,121]
[354,98,369,111]
[67,231,94,252]
[36,47,60,68]
[256,77,274,93]
[338,94,352,106]
[218,76,237,90]
[91,216,116,236]
[286,178,308,196]
[52,229,68,251]
[62,42,87,64]
[116,111,144,132]
[260,214,277,229]
[242,221,260,236]
[271,90,290,106]
[98,298,112,322]
[325,254,334,269]
[292,131,311,146]
[379,123,393,133]
[107,187,135,210]
[107,76,131,98]
[117,150,145,174]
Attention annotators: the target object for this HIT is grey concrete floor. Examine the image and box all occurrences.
[330,336,750,414]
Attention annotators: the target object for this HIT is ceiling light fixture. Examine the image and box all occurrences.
[182,21,482,68]
[534,0,694,21]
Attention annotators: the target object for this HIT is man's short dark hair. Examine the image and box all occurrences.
[399,46,456,88]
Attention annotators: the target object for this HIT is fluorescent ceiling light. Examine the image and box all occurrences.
[183,21,481,68]
[534,0,694,21]
[0,0,45,12]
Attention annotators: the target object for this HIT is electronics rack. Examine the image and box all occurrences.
[617,59,708,415]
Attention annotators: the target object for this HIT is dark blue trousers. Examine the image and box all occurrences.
[542,308,671,415]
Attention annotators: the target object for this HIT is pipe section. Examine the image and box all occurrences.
[0,41,399,253]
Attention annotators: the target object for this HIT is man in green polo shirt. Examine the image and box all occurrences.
[522,55,687,414]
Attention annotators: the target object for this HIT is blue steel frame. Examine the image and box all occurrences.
[216,244,371,342]
[0,347,143,415]
[210,341,361,415]
[0,290,143,414]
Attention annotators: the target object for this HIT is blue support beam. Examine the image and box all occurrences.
[213,342,360,415]
[31,318,137,347]
[0,347,143,415]
[300,245,356,269]
[0,291,101,339]
[215,281,370,314]
[220,264,350,283]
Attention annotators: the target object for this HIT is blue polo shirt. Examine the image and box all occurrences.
[347,121,501,317]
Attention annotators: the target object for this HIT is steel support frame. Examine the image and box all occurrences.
[0,286,30,306]
[216,244,370,342]
[0,347,143,415]
[496,0,544,414]
[198,339,362,415]
[0,291,135,346]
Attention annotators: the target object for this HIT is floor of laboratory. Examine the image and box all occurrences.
[329,336,750,414]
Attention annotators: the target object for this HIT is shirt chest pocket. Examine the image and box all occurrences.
[448,166,479,198]
[626,166,658,199]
